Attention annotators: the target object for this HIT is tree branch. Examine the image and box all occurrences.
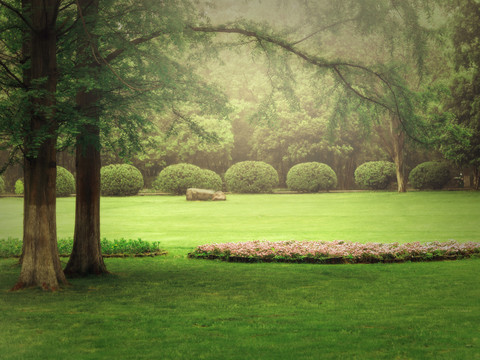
[0,0,35,31]
[291,18,357,46]
[190,24,425,143]
[104,30,166,63]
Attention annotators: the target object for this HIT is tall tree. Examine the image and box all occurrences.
[7,0,68,290]
[64,0,230,276]
[63,0,107,276]
[441,0,480,189]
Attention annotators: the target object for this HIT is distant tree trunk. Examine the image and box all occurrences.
[64,0,107,277]
[12,0,68,291]
[391,117,407,193]
[473,166,479,190]
[376,115,407,193]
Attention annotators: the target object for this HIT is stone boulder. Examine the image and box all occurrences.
[186,188,226,201]
[212,191,226,201]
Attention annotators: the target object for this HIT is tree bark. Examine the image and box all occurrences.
[64,122,107,276]
[64,0,108,276]
[376,115,407,193]
[391,117,407,193]
[12,0,68,291]
[473,166,479,190]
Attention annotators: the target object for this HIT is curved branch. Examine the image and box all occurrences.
[291,17,357,45]
[190,24,425,143]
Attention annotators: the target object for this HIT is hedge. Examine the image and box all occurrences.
[408,162,451,190]
[286,162,337,192]
[354,161,396,190]
[101,164,144,196]
[225,161,279,193]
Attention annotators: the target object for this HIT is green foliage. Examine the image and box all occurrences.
[14,179,23,195]
[438,1,480,188]
[101,164,144,196]
[0,177,4,194]
[354,161,396,190]
[197,169,223,191]
[153,164,223,194]
[286,162,337,192]
[56,166,75,197]
[225,161,279,193]
[11,168,74,197]
[0,237,163,258]
[153,163,202,194]
[408,161,451,190]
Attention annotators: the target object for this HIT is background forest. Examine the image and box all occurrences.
[1,0,479,191]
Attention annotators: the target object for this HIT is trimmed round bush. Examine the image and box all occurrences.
[225,161,279,193]
[408,161,451,190]
[153,164,223,194]
[56,166,75,197]
[286,162,337,192]
[354,161,396,190]
[14,179,24,195]
[101,164,144,196]
[0,177,5,194]
[197,169,223,191]
[153,163,203,195]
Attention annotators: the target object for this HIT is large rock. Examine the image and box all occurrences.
[186,188,226,201]
[212,191,226,201]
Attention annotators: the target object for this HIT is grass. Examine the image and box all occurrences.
[0,192,479,359]
[1,192,479,256]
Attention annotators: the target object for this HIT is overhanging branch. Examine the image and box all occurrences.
[190,24,423,142]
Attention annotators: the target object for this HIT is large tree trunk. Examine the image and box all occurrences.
[12,0,68,291]
[64,0,107,276]
[64,121,107,276]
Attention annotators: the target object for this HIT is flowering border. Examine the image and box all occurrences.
[188,240,480,264]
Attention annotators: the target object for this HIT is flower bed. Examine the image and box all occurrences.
[188,240,480,264]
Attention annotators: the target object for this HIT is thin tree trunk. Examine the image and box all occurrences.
[377,116,407,193]
[473,166,479,190]
[393,147,407,193]
[391,117,407,193]
[12,0,67,291]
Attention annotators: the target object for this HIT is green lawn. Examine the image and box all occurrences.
[1,192,479,256]
[0,192,479,359]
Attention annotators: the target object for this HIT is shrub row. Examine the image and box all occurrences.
[354,161,451,190]
[153,161,337,194]
[13,164,145,197]
[4,160,453,197]
[0,237,165,258]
